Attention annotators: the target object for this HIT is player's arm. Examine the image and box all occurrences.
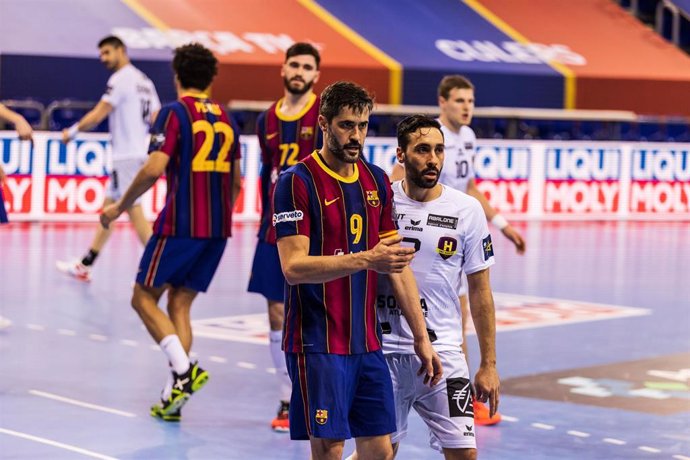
[277,233,414,285]
[466,178,525,254]
[0,103,33,141]
[231,158,242,207]
[466,267,500,416]
[100,151,168,228]
[0,165,6,186]
[62,100,113,143]
[387,268,444,386]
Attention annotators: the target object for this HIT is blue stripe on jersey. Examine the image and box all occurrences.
[172,102,192,236]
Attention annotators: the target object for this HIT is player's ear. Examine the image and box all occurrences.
[318,114,328,133]
[396,147,405,164]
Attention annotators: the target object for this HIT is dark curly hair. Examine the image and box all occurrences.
[319,81,373,123]
[397,115,442,151]
[172,43,218,90]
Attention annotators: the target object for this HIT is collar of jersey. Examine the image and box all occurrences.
[180,91,209,99]
[275,93,317,122]
[312,152,359,183]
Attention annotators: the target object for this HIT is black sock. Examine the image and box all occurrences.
[81,249,99,267]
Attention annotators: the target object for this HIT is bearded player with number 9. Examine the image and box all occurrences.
[100,43,242,422]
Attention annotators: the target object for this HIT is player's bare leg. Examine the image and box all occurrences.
[126,204,152,245]
[443,447,477,460]
[353,436,394,460]
[268,299,291,431]
[167,286,197,353]
[310,438,345,460]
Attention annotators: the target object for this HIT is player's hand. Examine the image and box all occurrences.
[100,202,122,229]
[368,234,415,274]
[414,339,443,386]
[61,129,72,144]
[501,225,526,254]
[474,364,500,417]
[15,118,33,142]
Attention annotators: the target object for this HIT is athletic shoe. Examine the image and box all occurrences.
[152,361,209,419]
[150,403,181,422]
[0,315,12,330]
[473,399,501,426]
[56,259,92,282]
[271,400,290,432]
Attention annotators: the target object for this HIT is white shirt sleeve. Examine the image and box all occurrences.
[463,198,495,275]
[101,73,125,108]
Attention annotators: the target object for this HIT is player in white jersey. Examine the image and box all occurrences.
[56,35,160,282]
[390,75,523,425]
[374,115,499,460]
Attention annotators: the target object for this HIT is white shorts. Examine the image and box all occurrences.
[386,350,476,451]
[107,158,145,203]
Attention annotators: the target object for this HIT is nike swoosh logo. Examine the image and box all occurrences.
[325,197,340,206]
[266,132,278,140]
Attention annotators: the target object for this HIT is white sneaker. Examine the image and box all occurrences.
[56,259,92,282]
[0,315,12,330]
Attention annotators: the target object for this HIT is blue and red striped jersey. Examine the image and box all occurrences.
[273,152,398,355]
[256,93,321,242]
[148,94,241,238]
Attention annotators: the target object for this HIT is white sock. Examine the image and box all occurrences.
[269,330,292,401]
[344,453,356,460]
[161,365,174,400]
[159,335,190,375]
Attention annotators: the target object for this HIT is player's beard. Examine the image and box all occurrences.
[405,157,440,189]
[327,127,361,164]
[283,77,314,95]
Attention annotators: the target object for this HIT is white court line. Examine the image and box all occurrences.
[567,430,590,438]
[88,334,107,342]
[237,361,257,369]
[209,356,227,363]
[673,455,690,460]
[638,446,661,453]
[120,339,138,347]
[531,423,555,430]
[149,345,160,352]
[266,367,277,374]
[603,438,627,445]
[0,428,118,460]
[29,390,136,418]
[26,324,45,331]
[500,415,518,422]
[58,329,76,336]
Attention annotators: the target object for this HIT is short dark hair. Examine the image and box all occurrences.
[319,81,374,123]
[397,115,443,151]
[172,43,218,91]
[285,42,321,69]
[98,35,125,49]
[437,75,474,99]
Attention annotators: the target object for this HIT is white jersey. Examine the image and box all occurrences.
[378,182,495,353]
[101,63,160,160]
[437,123,476,193]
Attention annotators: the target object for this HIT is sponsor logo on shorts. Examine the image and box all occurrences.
[315,409,328,425]
[427,213,458,229]
[447,377,474,418]
[272,210,304,226]
[464,424,475,437]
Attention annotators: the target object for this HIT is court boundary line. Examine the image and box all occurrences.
[0,428,119,460]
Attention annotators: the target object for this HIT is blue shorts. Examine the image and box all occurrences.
[286,350,396,440]
[136,235,226,292]
[0,188,8,224]
[247,239,285,302]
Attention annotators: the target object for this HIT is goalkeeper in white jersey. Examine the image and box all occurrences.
[379,115,499,459]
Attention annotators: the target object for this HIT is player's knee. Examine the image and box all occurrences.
[443,447,476,460]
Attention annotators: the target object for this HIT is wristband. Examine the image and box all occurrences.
[491,214,509,230]
[66,123,79,140]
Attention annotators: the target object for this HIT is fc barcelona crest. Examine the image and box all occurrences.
[436,236,458,260]
[300,126,314,139]
[315,409,328,425]
[366,190,380,207]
